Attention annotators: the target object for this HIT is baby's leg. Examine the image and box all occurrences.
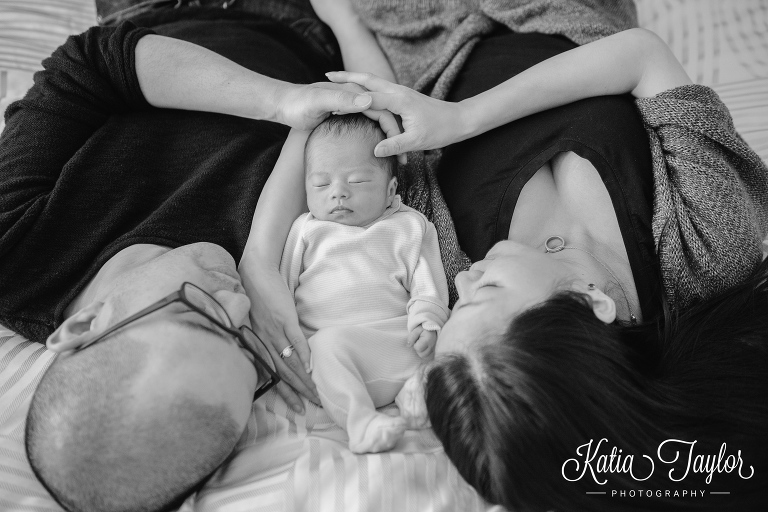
[309,325,421,453]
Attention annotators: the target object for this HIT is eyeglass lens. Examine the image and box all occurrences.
[183,283,233,328]
[183,283,277,392]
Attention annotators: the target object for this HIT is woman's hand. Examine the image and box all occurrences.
[245,265,321,413]
[275,82,405,163]
[325,72,468,158]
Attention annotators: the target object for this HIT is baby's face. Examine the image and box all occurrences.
[306,136,396,227]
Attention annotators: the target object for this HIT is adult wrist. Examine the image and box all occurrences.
[455,98,482,142]
[268,80,299,125]
[324,10,363,34]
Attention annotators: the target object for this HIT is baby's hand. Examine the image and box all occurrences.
[408,326,438,360]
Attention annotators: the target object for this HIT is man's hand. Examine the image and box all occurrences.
[408,326,438,360]
[274,81,405,163]
[326,71,465,158]
[274,82,373,131]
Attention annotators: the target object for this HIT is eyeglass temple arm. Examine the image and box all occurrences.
[74,292,183,351]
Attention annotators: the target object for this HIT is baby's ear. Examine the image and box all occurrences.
[387,176,398,202]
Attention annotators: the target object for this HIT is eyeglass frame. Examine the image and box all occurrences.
[74,281,280,401]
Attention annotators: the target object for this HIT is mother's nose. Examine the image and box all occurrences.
[454,269,483,299]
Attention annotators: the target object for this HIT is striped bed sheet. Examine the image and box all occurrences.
[0,1,767,511]
[0,326,493,512]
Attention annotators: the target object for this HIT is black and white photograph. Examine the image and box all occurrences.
[1,0,767,510]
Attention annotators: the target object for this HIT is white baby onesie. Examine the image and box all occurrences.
[280,196,449,452]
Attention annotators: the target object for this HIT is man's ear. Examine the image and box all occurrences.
[46,302,105,352]
[585,288,617,324]
[387,176,398,203]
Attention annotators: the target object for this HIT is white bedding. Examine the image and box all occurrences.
[1,1,767,511]
[0,326,493,512]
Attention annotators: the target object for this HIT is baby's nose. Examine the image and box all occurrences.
[330,183,349,199]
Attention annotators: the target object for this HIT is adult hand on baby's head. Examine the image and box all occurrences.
[325,72,466,158]
[275,82,372,131]
[275,82,404,163]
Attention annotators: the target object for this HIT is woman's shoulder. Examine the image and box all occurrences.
[638,84,768,309]
[635,84,731,129]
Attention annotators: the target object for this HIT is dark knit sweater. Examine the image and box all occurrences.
[0,14,330,342]
[353,0,638,97]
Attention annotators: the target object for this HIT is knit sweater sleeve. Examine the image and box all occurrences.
[635,84,768,309]
[0,22,153,258]
[406,214,450,333]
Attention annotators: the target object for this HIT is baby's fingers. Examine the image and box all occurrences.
[414,332,437,359]
[407,327,422,347]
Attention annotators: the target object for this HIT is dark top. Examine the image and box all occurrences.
[0,11,333,342]
[437,31,662,319]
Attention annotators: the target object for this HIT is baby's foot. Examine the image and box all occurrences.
[395,370,430,429]
[349,414,407,454]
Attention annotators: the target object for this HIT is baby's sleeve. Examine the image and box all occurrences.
[406,219,450,332]
[279,213,310,297]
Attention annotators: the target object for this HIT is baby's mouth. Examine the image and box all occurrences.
[330,205,352,213]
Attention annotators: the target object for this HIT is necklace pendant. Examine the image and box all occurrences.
[544,235,566,253]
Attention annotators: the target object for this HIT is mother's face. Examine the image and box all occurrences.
[437,241,575,355]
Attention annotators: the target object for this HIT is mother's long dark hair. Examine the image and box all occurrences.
[426,259,768,512]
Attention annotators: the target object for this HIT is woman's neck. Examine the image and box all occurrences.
[509,152,642,322]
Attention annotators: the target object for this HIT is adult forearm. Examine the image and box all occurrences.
[458,28,691,140]
[331,16,396,82]
[240,129,309,272]
[135,34,287,122]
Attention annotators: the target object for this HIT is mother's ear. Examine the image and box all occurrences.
[584,288,617,324]
[46,302,105,352]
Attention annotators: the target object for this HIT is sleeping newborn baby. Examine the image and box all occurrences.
[280,114,449,453]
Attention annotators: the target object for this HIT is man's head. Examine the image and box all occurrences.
[26,336,244,512]
[304,114,397,227]
[26,242,261,511]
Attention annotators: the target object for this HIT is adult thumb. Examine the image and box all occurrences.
[332,92,372,113]
[375,134,413,158]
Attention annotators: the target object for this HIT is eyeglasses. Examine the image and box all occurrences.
[77,282,280,401]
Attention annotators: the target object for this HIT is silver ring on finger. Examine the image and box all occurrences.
[279,344,295,359]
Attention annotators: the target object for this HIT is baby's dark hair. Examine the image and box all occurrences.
[305,113,396,177]
[426,259,768,511]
